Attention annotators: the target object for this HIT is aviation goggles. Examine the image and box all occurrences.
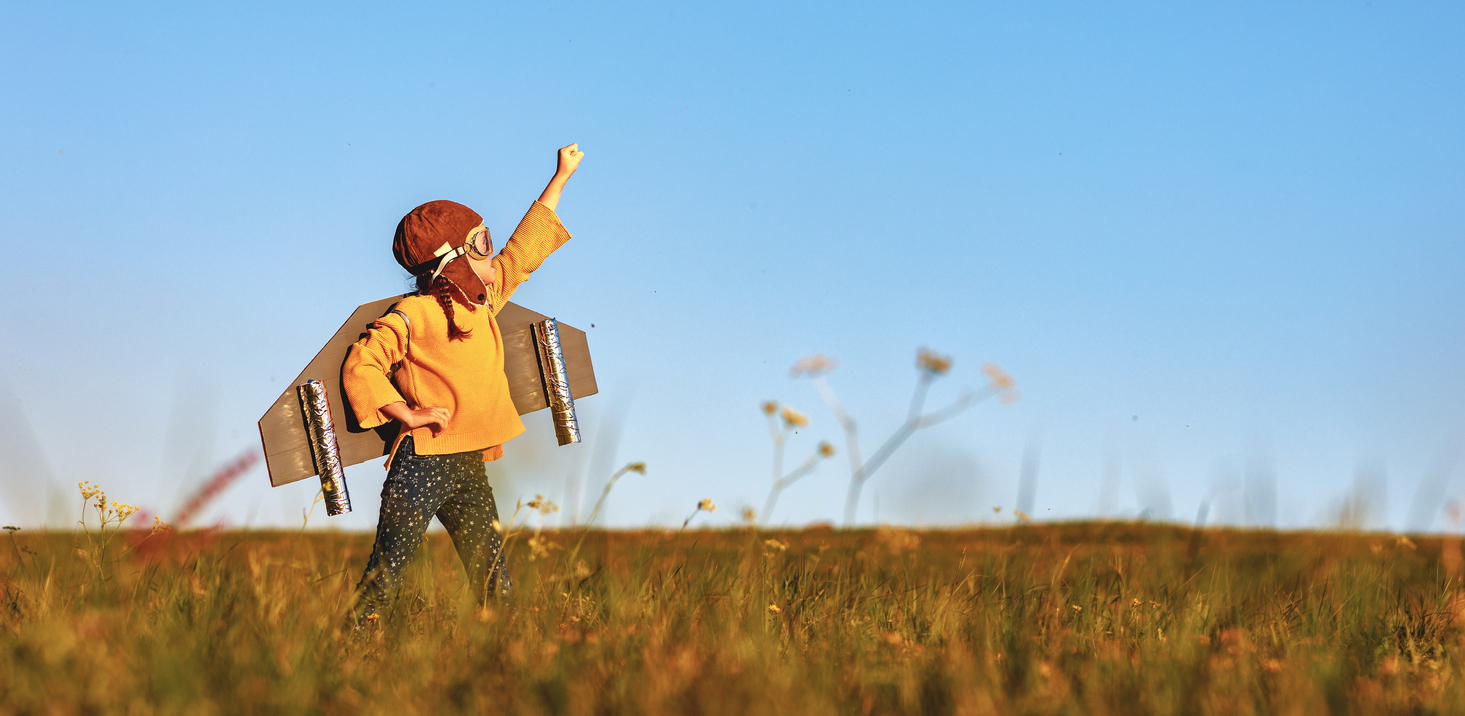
[425,226,494,282]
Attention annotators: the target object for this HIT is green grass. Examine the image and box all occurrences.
[2,522,1463,714]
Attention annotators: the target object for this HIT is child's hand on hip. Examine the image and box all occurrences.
[557,144,583,178]
[382,402,452,436]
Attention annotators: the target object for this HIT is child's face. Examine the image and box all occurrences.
[469,250,498,285]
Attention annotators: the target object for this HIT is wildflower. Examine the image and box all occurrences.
[916,348,952,376]
[150,516,169,536]
[1149,601,1161,609]
[779,406,808,428]
[818,441,836,458]
[1131,598,1141,607]
[789,353,837,378]
[527,536,553,560]
[527,495,559,516]
[1397,535,1417,550]
[764,538,788,552]
[625,462,647,475]
[1071,604,1082,612]
[741,507,756,524]
[2,526,18,533]
[573,560,592,580]
[992,506,1002,514]
[1014,510,1032,523]
[982,363,1015,390]
[682,499,716,529]
[761,401,777,415]
[768,604,782,614]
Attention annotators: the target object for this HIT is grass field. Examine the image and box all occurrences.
[3,520,1465,715]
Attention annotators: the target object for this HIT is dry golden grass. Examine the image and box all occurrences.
[3,522,1465,714]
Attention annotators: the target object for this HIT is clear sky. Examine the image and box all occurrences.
[2,1,1462,532]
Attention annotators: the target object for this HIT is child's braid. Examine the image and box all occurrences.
[427,275,472,341]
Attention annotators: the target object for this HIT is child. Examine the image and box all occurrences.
[342,144,584,621]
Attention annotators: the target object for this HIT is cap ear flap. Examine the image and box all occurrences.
[441,258,490,306]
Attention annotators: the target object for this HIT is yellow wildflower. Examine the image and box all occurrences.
[768,604,782,614]
[698,498,717,513]
[527,495,559,515]
[1397,535,1417,550]
[818,441,836,458]
[983,363,1015,390]
[741,507,756,523]
[761,401,778,415]
[764,539,788,552]
[1014,510,1032,523]
[779,406,808,428]
[789,354,836,378]
[916,348,952,375]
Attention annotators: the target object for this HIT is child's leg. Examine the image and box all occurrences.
[435,460,511,603]
[353,436,458,620]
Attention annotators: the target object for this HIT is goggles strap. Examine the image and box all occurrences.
[428,245,469,283]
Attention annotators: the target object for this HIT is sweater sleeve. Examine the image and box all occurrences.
[487,200,572,312]
[341,312,410,429]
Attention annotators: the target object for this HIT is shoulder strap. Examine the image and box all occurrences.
[389,308,412,358]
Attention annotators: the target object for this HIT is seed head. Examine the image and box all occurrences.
[626,462,647,475]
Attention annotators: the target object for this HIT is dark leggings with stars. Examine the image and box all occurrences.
[354,435,510,618]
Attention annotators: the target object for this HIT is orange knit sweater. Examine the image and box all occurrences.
[342,201,572,464]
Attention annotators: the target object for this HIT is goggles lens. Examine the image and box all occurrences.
[467,228,493,258]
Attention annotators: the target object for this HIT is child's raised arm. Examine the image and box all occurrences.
[536,144,584,212]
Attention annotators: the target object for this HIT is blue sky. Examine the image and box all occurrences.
[1,1,1462,531]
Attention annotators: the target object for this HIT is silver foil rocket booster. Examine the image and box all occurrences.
[297,379,352,516]
[533,318,581,446]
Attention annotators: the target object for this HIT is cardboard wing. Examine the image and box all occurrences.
[257,296,597,487]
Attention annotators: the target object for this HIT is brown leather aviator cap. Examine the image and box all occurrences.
[392,200,491,306]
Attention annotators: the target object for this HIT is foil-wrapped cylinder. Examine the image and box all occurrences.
[532,318,581,446]
[297,379,352,516]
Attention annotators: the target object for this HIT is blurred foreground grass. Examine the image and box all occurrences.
[3,523,1465,714]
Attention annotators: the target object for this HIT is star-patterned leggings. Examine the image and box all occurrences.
[354,436,510,619]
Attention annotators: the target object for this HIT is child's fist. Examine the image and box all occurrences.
[557,144,583,178]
